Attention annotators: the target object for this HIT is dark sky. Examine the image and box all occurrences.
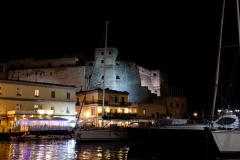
[1,0,240,115]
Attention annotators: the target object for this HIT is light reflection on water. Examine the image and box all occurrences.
[0,140,129,160]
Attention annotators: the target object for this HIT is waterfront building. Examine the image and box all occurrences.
[0,79,76,132]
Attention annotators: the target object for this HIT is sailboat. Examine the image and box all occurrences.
[74,21,128,141]
[209,0,240,153]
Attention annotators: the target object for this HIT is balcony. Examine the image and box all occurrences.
[7,110,54,115]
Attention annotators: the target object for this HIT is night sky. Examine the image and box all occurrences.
[1,0,240,115]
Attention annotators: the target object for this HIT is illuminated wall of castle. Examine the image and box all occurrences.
[4,47,168,103]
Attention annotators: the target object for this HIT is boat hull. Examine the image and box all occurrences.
[74,129,128,141]
[211,130,240,153]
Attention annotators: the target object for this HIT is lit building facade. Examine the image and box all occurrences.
[0,79,76,132]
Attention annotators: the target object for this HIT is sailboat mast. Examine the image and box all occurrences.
[237,0,240,45]
[102,21,109,127]
[212,0,225,120]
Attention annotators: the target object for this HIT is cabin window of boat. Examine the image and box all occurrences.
[67,92,70,99]
[170,103,173,107]
[51,106,54,110]
[91,107,95,115]
[17,88,22,96]
[116,76,120,79]
[101,52,104,55]
[143,109,146,116]
[51,91,55,98]
[101,60,104,63]
[35,90,39,97]
[216,117,236,124]
[109,51,112,55]
[116,62,120,66]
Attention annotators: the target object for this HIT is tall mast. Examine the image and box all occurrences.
[102,21,108,127]
[237,0,240,45]
[212,0,225,120]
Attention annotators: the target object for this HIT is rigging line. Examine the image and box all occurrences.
[99,30,106,48]
[221,44,239,48]
[75,45,100,128]
[217,92,232,109]
[225,52,238,98]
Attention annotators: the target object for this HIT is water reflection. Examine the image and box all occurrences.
[0,140,129,160]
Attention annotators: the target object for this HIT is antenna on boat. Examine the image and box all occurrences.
[211,0,225,121]
[102,21,109,128]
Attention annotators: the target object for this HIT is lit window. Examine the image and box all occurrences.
[51,91,55,98]
[34,105,38,110]
[143,109,146,116]
[91,107,95,115]
[67,92,70,99]
[35,90,39,97]
[17,88,22,96]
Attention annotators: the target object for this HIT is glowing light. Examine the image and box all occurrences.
[193,112,197,117]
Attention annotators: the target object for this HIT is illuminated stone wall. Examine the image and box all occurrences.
[8,66,86,92]
[4,47,168,103]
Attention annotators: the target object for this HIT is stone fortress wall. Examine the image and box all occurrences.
[3,47,168,103]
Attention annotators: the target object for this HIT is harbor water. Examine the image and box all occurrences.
[0,139,238,160]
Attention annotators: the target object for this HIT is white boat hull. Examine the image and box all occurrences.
[211,130,240,153]
[74,129,128,141]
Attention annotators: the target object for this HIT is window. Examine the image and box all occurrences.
[102,75,104,79]
[17,88,22,96]
[109,51,112,55]
[116,62,120,66]
[101,60,104,63]
[92,96,94,103]
[0,65,3,72]
[16,104,21,110]
[48,63,52,68]
[143,109,146,116]
[116,76,120,79]
[51,91,55,98]
[34,105,38,110]
[91,107,95,115]
[101,52,104,55]
[121,97,124,105]
[114,96,118,102]
[51,106,54,110]
[67,92,70,99]
[66,107,70,114]
[35,90,39,97]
